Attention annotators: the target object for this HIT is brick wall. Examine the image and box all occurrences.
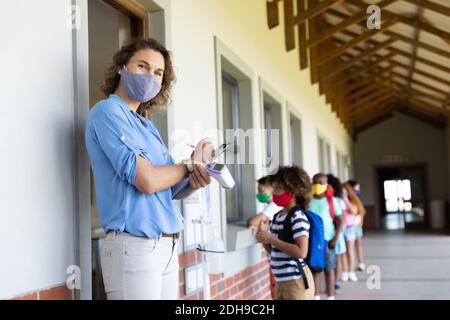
[178,249,273,300]
[10,284,74,300]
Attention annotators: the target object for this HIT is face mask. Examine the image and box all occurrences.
[312,183,327,196]
[355,189,361,196]
[256,193,270,203]
[272,192,293,207]
[121,67,161,103]
[325,186,335,197]
[343,191,349,198]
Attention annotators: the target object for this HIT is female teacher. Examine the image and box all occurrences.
[85,38,213,300]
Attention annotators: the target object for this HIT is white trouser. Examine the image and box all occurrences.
[101,231,179,300]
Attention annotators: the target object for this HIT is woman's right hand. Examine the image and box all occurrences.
[188,163,212,190]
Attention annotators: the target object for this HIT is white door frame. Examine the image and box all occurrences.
[72,0,92,300]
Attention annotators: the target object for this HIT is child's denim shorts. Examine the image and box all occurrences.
[344,225,357,241]
[325,244,337,271]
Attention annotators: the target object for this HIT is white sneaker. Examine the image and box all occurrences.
[327,296,336,300]
[314,295,321,300]
[341,272,349,282]
[358,263,366,271]
[349,272,358,282]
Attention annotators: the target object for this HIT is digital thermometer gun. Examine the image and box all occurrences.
[204,162,235,189]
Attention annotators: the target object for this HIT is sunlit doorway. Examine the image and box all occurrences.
[376,165,428,230]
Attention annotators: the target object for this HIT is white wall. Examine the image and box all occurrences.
[353,112,448,207]
[0,0,77,298]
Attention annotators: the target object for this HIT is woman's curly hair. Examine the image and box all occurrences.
[101,38,176,117]
[269,166,312,210]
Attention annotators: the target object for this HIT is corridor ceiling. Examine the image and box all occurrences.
[267,0,450,137]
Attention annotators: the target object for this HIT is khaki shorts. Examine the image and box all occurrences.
[275,266,315,300]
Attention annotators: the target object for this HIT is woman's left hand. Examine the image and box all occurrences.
[255,230,274,244]
[188,163,212,190]
[191,138,214,163]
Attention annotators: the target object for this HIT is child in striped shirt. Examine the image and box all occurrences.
[255,166,315,300]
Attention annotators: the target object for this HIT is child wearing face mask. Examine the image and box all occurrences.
[247,176,283,230]
[326,174,349,292]
[347,179,366,271]
[255,166,315,300]
[341,183,358,282]
[308,173,344,300]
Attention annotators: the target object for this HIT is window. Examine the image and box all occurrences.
[262,92,283,171]
[318,135,331,173]
[343,155,351,181]
[336,150,347,180]
[264,104,273,167]
[336,150,342,179]
[215,38,257,248]
[289,114,302,166]
[325,143,331,174]
[222,73,243,222]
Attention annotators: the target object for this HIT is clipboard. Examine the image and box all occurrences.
[172,177,192,200]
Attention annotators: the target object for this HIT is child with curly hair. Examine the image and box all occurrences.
[255,166,315,300]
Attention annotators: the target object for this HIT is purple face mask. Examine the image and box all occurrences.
[121,67,161,103]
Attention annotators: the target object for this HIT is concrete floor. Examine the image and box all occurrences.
[333,230,450,300]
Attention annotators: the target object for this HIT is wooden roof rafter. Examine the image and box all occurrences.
[266,0,450,137]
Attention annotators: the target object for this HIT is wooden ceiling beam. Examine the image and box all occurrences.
[404,6,424,105]
[385,30,450,60]
[353,1,450,42]
[284,0,296,51]
[333,51,395,84]
[397,108,448,128]
[267,0,280,29]
[336,29,450,74]
[405,0,450,18]
[348,87,393,113]
[392,71,448,97]
[395,47,450,74]
[393,81,447,105]
[407,100,447,117]
[294,0,343,25]
[391,60,450,87]
[308,0,320,84]
[326,8,450,59]
[345,78,392,104]
[342,66,393,95]
[317,18,398,66]
[326,37,397,78]
[351,97,395,124]
[306,0,398,47]
[297,0,308,69]
[353,99,395,124]
[395,89,448,115]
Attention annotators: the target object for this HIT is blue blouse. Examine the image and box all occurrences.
[85,94,184,239]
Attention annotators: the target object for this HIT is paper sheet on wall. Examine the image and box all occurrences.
[183,200,202,249]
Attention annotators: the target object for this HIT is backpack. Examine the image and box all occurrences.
[273,206,326,274]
